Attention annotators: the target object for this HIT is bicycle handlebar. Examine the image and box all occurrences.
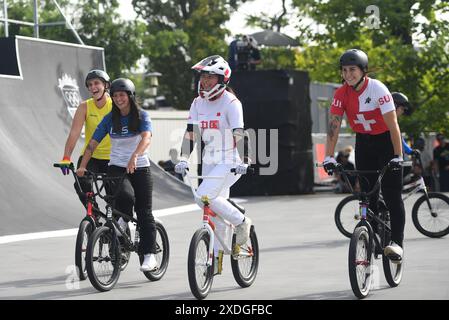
[316,160,412,198]
[53,162,127,202]
[184,167,253,202]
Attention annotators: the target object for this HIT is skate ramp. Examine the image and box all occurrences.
[0,36,191,236]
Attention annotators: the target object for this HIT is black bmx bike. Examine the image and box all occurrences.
[55,163,170,292]
[329,162,406,299]
[335,152,449,239]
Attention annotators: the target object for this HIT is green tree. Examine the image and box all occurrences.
[1,0,145,79]
[292,0,449,136]
[132,0,247,109]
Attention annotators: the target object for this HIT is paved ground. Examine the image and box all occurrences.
[1,192,448,301]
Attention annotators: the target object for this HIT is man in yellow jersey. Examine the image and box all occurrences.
[59,69,112,206]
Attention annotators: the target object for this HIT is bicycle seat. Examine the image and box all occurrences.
[227,199,245,214]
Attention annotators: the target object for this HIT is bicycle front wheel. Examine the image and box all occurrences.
[348,226,373,299]
[86,226,121,292]
[187,229,214,300]
[140,221,170,281]
[231,225,259,288]
[75,219,95,281]
[335,195,360,238]
[412,192,449,238]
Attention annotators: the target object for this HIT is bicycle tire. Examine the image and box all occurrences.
[382,253,403,287]
[348,226,373,299]
[75,219,94,281]
[139,221,170,281]
[412,192,449,238]
[231,225,259,288]
[335,195,360,238]
[117,226,132,272]
[86,226,121,292]
[187,228,214,300]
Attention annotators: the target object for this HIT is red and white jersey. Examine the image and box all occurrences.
[330,77,395,135]
[188,90,244,164]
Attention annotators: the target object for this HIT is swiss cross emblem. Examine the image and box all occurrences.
[354,114,376,131]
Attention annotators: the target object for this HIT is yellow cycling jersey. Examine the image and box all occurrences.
[81,97,112,160]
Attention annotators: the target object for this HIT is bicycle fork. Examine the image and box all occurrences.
[202,205,216,269]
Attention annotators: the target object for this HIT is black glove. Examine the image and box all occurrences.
[411,149,421,157]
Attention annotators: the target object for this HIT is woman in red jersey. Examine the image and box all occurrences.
[323,49,405,263]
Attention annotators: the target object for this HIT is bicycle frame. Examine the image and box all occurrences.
[184,170,253,269]
[337,162,411,251]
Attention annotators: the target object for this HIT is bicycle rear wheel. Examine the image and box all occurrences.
[75,219,94,281]
[335,195,360,238]
[382,253,403,287]
[231,225,259,288]
[86,226,121,292]
[187,229,214,300]
[412,192,449,238]
[348,226,373,299]
[139,221,170,281]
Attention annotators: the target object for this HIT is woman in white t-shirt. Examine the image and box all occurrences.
[175,55,252,272]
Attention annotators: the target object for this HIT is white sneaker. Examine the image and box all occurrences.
[140,254,158,272]
[384,242,403,264]
[235,217,252,246]
[117,217,128,235]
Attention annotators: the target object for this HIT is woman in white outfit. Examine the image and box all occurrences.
[175,55,252,273]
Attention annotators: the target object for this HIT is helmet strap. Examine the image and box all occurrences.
[352,74,365,90]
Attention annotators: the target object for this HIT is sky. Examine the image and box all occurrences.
[118,0,301,41]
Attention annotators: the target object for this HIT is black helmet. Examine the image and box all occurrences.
[85,69,110,87]
[110,78,135,96]
[339,49,368,72]
[392,92,412,115]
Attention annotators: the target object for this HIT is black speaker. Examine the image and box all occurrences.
[229,70,314,195]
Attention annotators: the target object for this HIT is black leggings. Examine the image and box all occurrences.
[107,165,156,255]
[355,131,405,247]
[75,156,109,207]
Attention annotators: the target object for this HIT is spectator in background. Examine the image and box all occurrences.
[228,35,262,71]
[413,137,434,191]
[433,133,449,191]
[335,148,359,193]
[161,148,183,181]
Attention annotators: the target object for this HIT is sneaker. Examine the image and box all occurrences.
[140,253,158,272]
[384,242,403,264]
[235,217,252,246]
[117,217,128,236]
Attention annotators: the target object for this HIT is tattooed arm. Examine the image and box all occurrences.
[326,114,342,157]
[76,139,99,177]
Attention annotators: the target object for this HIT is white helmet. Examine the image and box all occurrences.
[192,55,231,100]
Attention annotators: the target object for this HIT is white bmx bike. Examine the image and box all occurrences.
[183,168,259,300]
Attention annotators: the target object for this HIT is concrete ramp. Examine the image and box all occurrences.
[0,36,192,236]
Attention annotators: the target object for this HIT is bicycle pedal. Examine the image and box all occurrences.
[232,244,241,256]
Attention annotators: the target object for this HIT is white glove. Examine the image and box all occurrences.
[235,163,249,175]
[323,156,337,175]
[175,160,189,174]
[389,156,403,169]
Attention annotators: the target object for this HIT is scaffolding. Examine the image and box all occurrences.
[0,0,84,44]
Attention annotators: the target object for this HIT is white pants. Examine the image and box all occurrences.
[195,163,244,255]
